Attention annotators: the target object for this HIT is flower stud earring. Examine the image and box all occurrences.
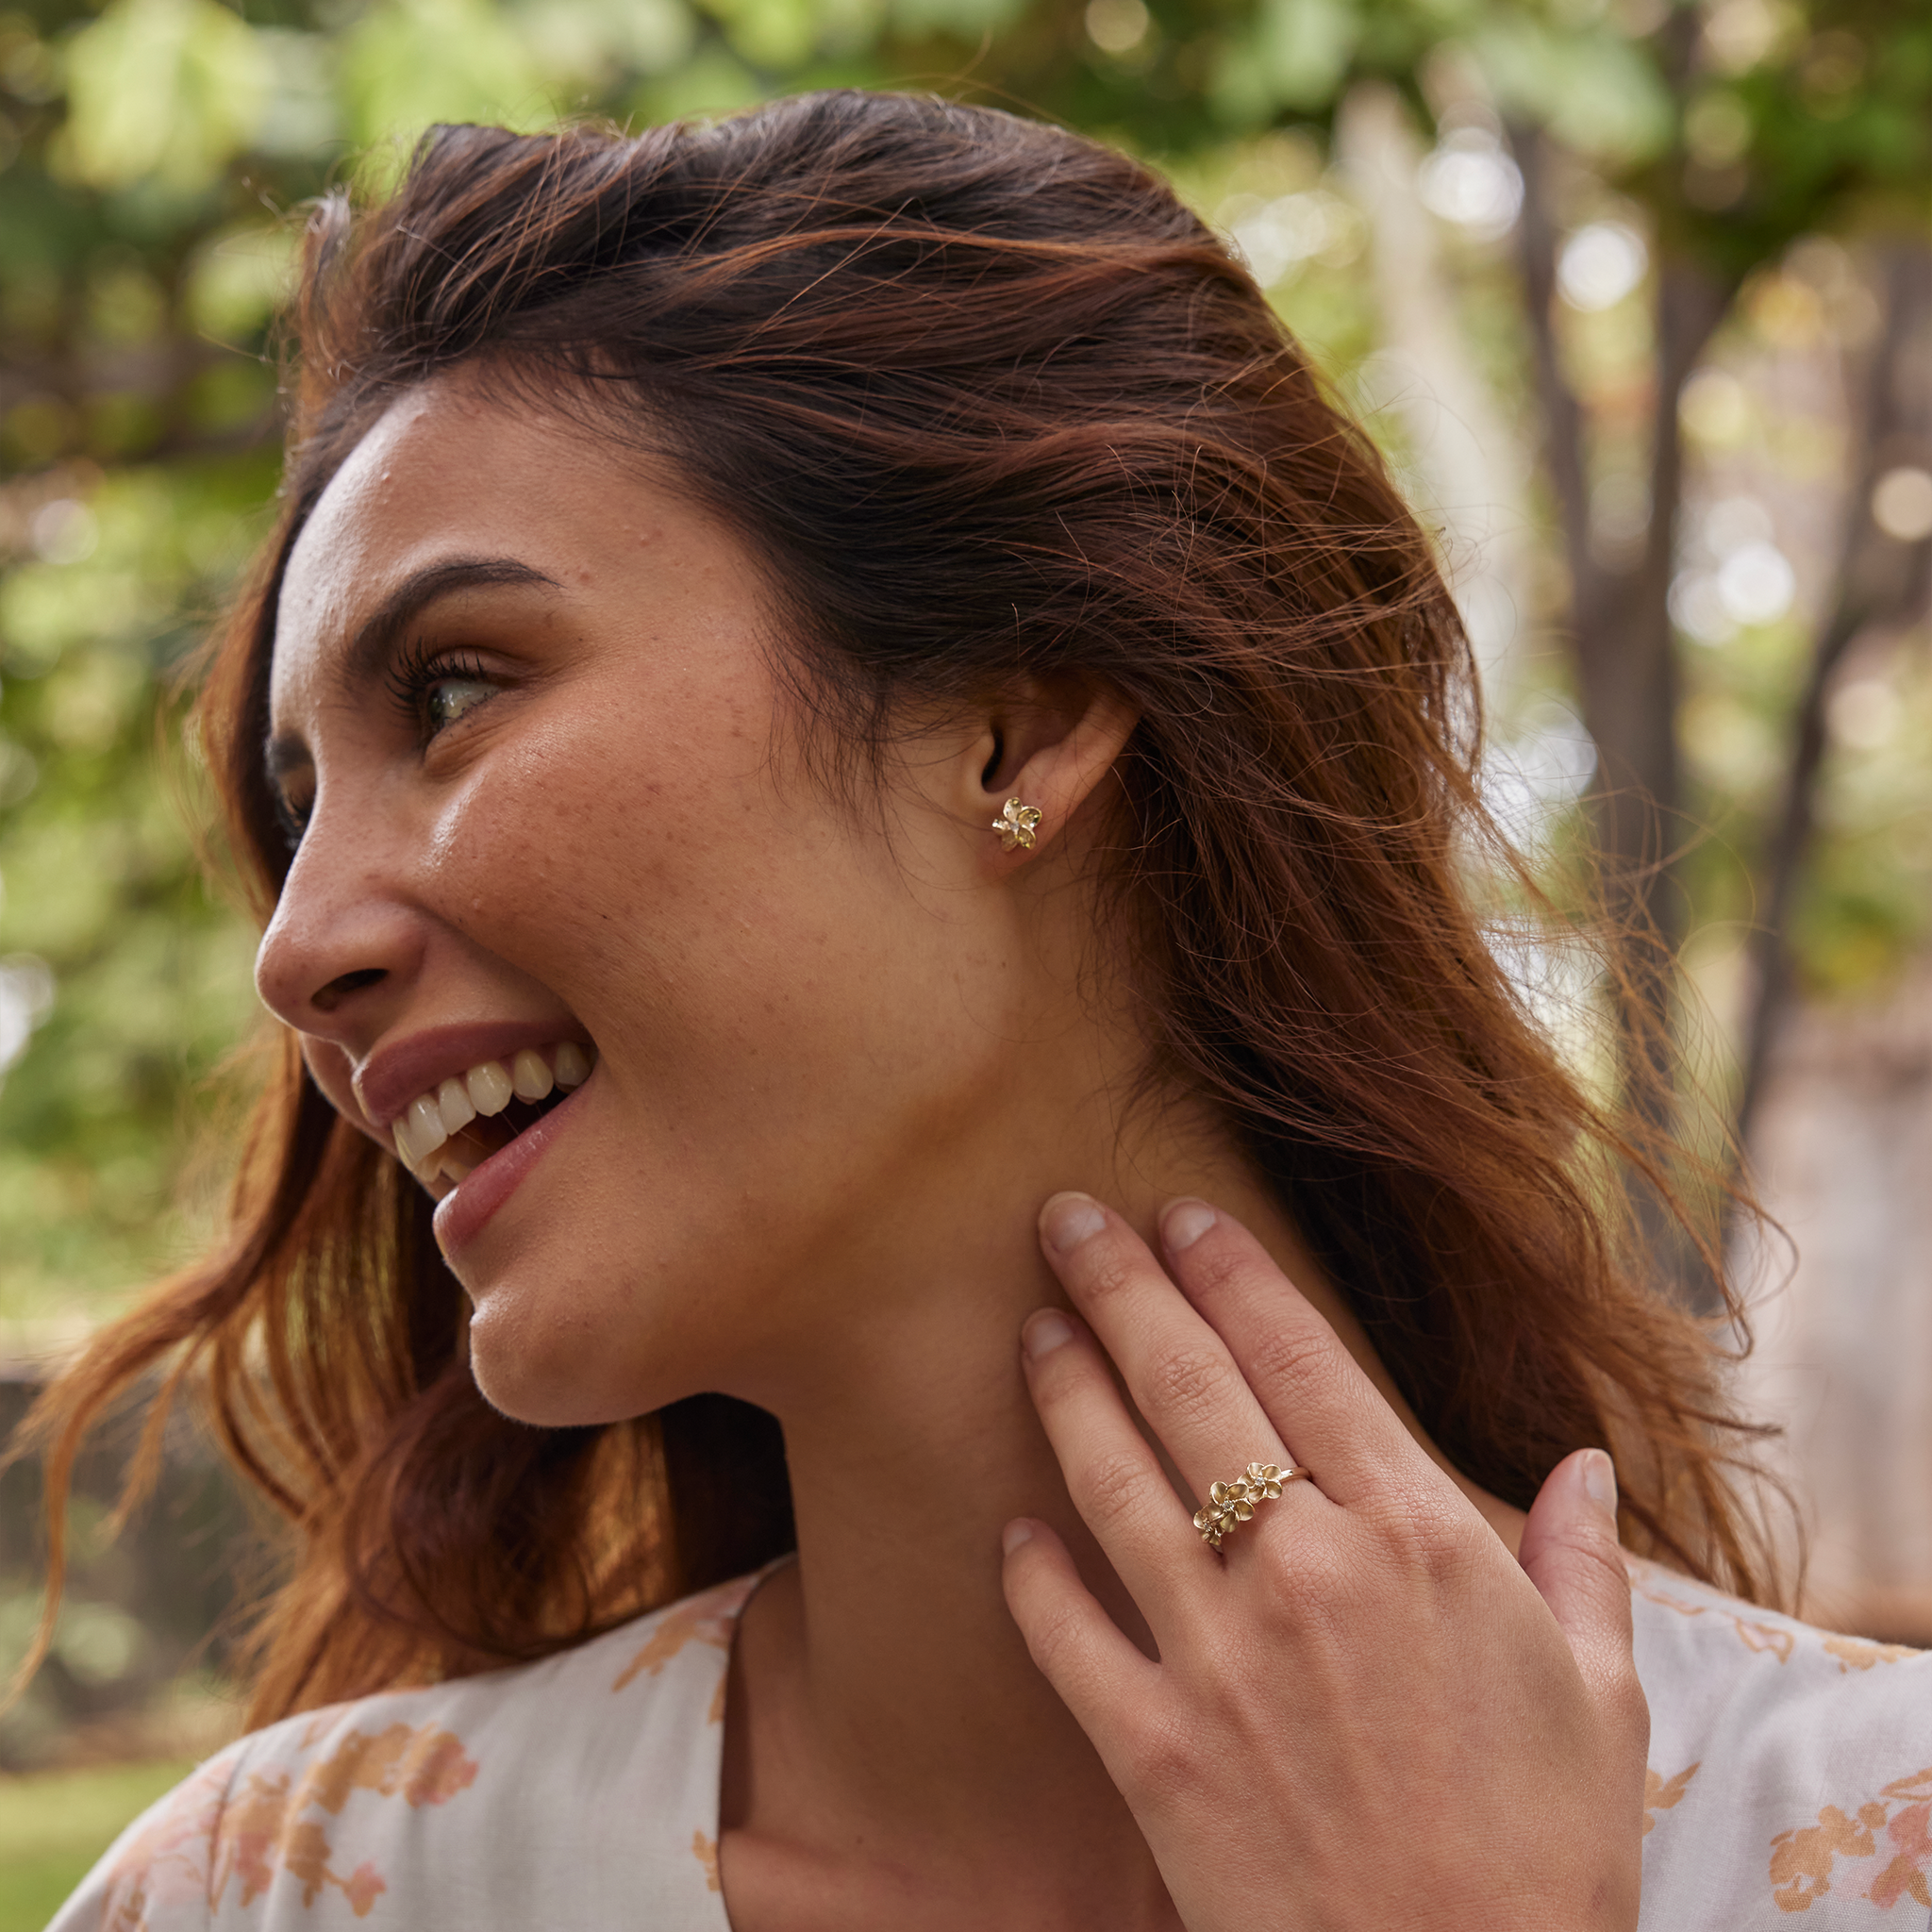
[992,797,1043,851]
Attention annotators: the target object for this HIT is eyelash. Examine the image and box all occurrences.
[275,791,308,855]
[385,637,494,742]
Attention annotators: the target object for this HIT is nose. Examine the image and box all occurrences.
[254,830,427,1043]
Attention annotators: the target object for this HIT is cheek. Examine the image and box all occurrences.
[423,655,776,956]
[434,694,963,1093]
[441,731,1018,1422]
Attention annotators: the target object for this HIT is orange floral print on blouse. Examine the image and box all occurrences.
[611,1584,741,1694]
[1630,1565,1796,1662]
[1643,1762,1699,1837]
[1772,1768,1932,1913]
[692,1830,723,1893]
[96,1721,479,1927]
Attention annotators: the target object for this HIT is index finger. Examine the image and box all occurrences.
[1157,1197,1438,1507]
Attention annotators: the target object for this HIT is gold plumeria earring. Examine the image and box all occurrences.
[992,797,1043,851]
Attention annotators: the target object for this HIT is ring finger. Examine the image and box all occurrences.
[1021,1307,1210,1621]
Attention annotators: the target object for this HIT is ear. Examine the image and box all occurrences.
[964,680,1140,861]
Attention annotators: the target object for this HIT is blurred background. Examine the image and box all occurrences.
[0,0,1927,1911]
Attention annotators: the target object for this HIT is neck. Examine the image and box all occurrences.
[717,1095,1524,1925]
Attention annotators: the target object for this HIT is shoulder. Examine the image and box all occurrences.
[48,1570,764,1931]
[1629,1559,1932,1927]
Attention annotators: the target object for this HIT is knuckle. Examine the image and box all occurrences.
[1417,1515,1486,1590]
[1144,1342,1241,1429]
[1024,1332,1095,1407]
[1076,1447,1166,1535]
[1070,1242,1142,1309]
[1365,1481,1477,1581]
[1272,1527,1344,1594]
[1609,1664,1651,1752]
[1175,1238,1254,1301]
[1541,1521,1639,1605]
[1023,1592,1090,1674]
[1579,1534,1639,1601]
[1119,1701,1202,1798]
[1244,1323,1338,1402]
[1250,1540,1312,1617]
[1273,1540,1361,1635]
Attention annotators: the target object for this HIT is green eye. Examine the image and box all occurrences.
[427,676,492,731]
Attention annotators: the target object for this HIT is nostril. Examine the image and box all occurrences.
[312,967,387,1014]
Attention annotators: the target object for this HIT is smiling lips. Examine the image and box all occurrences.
[383,1041,592,1185]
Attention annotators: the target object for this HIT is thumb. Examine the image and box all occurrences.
[1520,1449,1648,1749]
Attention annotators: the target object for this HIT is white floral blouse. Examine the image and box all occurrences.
[48,1559,1932,1929]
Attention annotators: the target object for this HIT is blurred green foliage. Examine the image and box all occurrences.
[0,0,1927,1334]
[0,1757,196,1924]
[0,461,268,1324]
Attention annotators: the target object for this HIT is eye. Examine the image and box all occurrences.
[425,674,493,733]
[387,639,497,743]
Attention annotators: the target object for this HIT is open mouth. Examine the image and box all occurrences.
[388,1041,593,1189]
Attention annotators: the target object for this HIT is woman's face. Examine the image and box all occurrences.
[257,378,1082,1426]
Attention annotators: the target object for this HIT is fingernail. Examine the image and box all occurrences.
[1022,1309,1075,1360]
[1002,1519,1035,1556]
[1040,1191,1107,1254]
[1581,1449,1617,1514]
[1162,1198,1217,1253]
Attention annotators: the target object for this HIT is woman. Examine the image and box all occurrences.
[29,90,1930,1929]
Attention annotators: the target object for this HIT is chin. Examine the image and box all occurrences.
[462,1278,675,1429]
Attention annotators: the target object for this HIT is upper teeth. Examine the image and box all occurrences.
[389,1041,591,1174]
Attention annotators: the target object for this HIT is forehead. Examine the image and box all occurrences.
[271,379,681,713]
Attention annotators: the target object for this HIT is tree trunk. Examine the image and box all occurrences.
[1512,128,1730,1119]
[1733,243,1932,1160]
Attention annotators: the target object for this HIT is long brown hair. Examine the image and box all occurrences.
[17,91,1778,1727]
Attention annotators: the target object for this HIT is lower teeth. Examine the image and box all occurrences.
[416,1119,516,1187]
[404,1086,572,1191]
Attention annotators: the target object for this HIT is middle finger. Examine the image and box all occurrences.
[1038,1191,1305,1524]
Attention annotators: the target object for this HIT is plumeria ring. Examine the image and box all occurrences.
[1193,1461,1310,1550]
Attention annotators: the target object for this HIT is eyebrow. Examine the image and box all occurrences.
[263,556,560,784]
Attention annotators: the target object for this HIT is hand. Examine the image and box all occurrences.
[1000,1192,1648,1932]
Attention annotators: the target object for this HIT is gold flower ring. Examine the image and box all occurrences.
[1193,1461,1310,1550]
